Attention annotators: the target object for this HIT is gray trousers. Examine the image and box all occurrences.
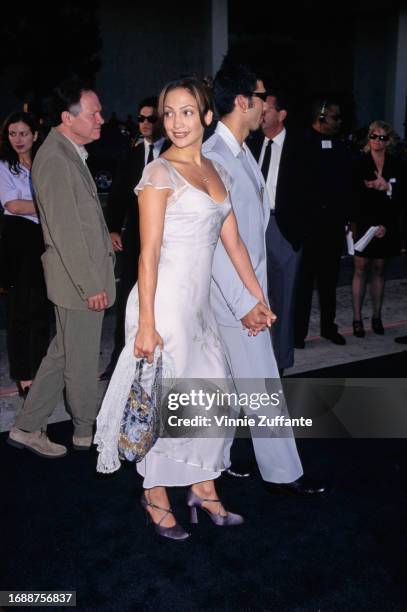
[266,215,302,370]
[218,324,303,483]
[15,305,104,438]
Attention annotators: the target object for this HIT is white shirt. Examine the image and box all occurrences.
[144,137,166,165]
[62,134,89,165]
[0,160,39,224]
[258,128,286,210]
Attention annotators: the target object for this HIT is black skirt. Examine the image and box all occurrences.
[0,215,50,379]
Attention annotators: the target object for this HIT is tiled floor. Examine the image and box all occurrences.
[1,275,406,432]
[289,276,407,375]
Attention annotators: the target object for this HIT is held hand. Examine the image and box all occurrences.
[247,326,264,337]
[110,232,123,251]
[364,171,389,192]
[134,327,164,363]
[375,225,386,238]
[263,305,277,329]
[241,302,277,334]
[87,290,108,311]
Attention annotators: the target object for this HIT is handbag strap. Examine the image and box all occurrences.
[137,350,162,384]
[151,351,162,388]
[136,358,144,382]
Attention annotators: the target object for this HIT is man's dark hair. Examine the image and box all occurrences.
[46,77,94,127]
[138,97,158,113]
[267,89,290,113]
[213,61,259,118]
[311,97,340,123]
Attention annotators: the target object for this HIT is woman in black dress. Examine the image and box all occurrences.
[0,112,49,396]
[351,120,405,337]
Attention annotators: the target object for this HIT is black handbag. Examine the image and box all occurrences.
[118,352,162,462]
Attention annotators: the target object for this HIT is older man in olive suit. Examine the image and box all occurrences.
[8,79,115,458]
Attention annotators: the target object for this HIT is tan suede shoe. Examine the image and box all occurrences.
[72,435,93,451]
[8,428,67,458]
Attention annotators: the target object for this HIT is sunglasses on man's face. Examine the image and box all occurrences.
[368,133,389,141]
[138,115,158,124]
[251,91,268,102]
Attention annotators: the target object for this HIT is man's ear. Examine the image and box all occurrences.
[61,110,72,126]
[279,109,287,122]
[236,94,249,113]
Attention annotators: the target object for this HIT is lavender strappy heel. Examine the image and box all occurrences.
[186,489,244,526]
[141,493,190,540]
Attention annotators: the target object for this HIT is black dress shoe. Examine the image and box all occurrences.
[265,475,327,495]
[371,317,384,335]
[224,467,251,478]
[321,331,346,345]
[352,320,365,338]
[394,335,407,345]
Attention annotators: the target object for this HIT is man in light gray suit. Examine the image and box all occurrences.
[203,62,324,493]
[8,78,116,458]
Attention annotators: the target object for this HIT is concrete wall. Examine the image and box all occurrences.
[386,6,407,137]
[0,68,25,119]
[353,8,406,136]
[95,1,212,119]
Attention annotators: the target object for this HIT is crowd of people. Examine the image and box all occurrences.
[1,58,406,540]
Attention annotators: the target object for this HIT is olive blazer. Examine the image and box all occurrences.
[32,128,116,310]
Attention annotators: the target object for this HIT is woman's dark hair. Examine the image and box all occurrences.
[0,111,40,175]
[213,62,259,118]
[46,76,93,127]
[158,76,213,127]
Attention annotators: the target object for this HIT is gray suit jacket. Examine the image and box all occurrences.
[203,128,270,327]
[32,129,116,310]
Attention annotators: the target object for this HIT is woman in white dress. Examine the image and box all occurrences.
[95,78,273,540]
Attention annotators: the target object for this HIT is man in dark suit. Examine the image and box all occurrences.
[100,97,169,379]
[248,90,305,373]
[294,98,351,348]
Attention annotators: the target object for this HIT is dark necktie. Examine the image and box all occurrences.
[260,139,273,181]
[147,143,154,165]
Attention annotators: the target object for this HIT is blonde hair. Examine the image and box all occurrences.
[158,76,212,127]
[363,120,398,153]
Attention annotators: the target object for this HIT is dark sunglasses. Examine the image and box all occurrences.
[251,91,268,102]
[368,133,389,141]
[138,114,158,124]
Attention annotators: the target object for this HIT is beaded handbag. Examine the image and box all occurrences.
[118,353,162,462]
